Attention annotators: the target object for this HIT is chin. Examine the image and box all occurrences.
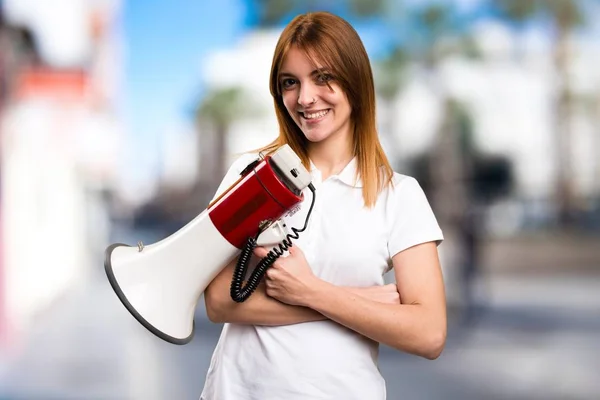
[300,126,332,142]
[302,132,330,143]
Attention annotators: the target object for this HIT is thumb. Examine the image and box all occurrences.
[253,246,270,259]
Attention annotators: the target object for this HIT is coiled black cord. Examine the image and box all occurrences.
[230,183,316,303]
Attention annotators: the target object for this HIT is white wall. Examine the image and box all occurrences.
[1,101,89,342]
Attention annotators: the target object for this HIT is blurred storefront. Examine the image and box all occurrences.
[0,0,124,350]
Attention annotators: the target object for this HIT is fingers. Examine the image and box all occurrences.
[384,283,398,291]
[253,246,269,258]
[256,244,303,260]
[266,267,277,280]
[264,276,275,297]
[287,244,303,257]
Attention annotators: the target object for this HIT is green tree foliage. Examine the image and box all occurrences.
[252,0,386,26]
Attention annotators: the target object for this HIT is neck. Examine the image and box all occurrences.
[308,130,354,180]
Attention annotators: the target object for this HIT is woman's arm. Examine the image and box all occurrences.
[265,242,447,359]
[203,258,325,326]
[204,257,400,326]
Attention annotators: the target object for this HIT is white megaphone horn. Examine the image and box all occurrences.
[104,144,315,345]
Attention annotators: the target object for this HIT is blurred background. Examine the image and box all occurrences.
[0,0,598,399]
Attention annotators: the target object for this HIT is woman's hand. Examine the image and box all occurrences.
[253,245,400,307]
[253,245,320,307]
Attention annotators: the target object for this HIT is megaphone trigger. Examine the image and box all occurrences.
[256,220,288,248]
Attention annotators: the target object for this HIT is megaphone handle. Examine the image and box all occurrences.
[229,234,294,303]
[229,236,269,302]
[230,183,316,303]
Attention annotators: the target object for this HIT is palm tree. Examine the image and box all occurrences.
[492,0,586,226]
[404,3,482,224]
[577,93,600,219]
[134,86,259,228]
[195,86,260,192]
[373,47,409,167]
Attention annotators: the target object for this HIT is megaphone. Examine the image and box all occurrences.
[104,144,315,345]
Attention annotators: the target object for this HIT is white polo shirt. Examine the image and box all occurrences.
[201,153,443,400]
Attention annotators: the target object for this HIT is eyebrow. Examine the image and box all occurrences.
[279,68,331,79]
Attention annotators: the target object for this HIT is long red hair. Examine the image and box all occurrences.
[256,11,393,207]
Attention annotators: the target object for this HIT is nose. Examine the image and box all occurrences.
[297,82,317,107]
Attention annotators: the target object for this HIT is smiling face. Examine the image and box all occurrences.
[278,46,353,147]
[266,12,394,208]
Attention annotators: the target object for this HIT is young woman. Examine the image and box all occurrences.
[201,11,446,400]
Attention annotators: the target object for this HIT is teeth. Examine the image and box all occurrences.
[303,109,329,119]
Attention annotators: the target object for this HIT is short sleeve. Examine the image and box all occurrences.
[211,153,261,201]
[387,176,444,258]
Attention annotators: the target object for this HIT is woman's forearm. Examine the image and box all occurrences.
[305,280,446,359]
[203,262,396,326]
[204,262,326,326]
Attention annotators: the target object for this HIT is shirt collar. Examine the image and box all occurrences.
[309,157,363,188]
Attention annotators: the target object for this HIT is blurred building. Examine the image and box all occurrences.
[200,30,281,161]
[0,0,124,349]
[183,21,600,232]
[141,21,600,308]
[436,21,600,231]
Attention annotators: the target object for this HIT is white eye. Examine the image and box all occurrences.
[317,74,333,84]
[281,78,297,89]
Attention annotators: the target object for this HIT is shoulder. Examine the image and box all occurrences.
[226,152,262,174]
[385,172,443,253]
[391,172,416,186]
[374,165,423,194]
[213,152,262,200]
[381,172,433,211]
[388,172,424,195]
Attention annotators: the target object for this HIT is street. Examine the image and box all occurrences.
[0,226,599,400]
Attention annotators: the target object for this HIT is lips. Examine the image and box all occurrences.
[300,109,330,120]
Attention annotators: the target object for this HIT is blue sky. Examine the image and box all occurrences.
[122,0,247,130]
[121,0,248,179]
[120,0,396,182]
[121,0,398,138]
[122,0,600,185]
